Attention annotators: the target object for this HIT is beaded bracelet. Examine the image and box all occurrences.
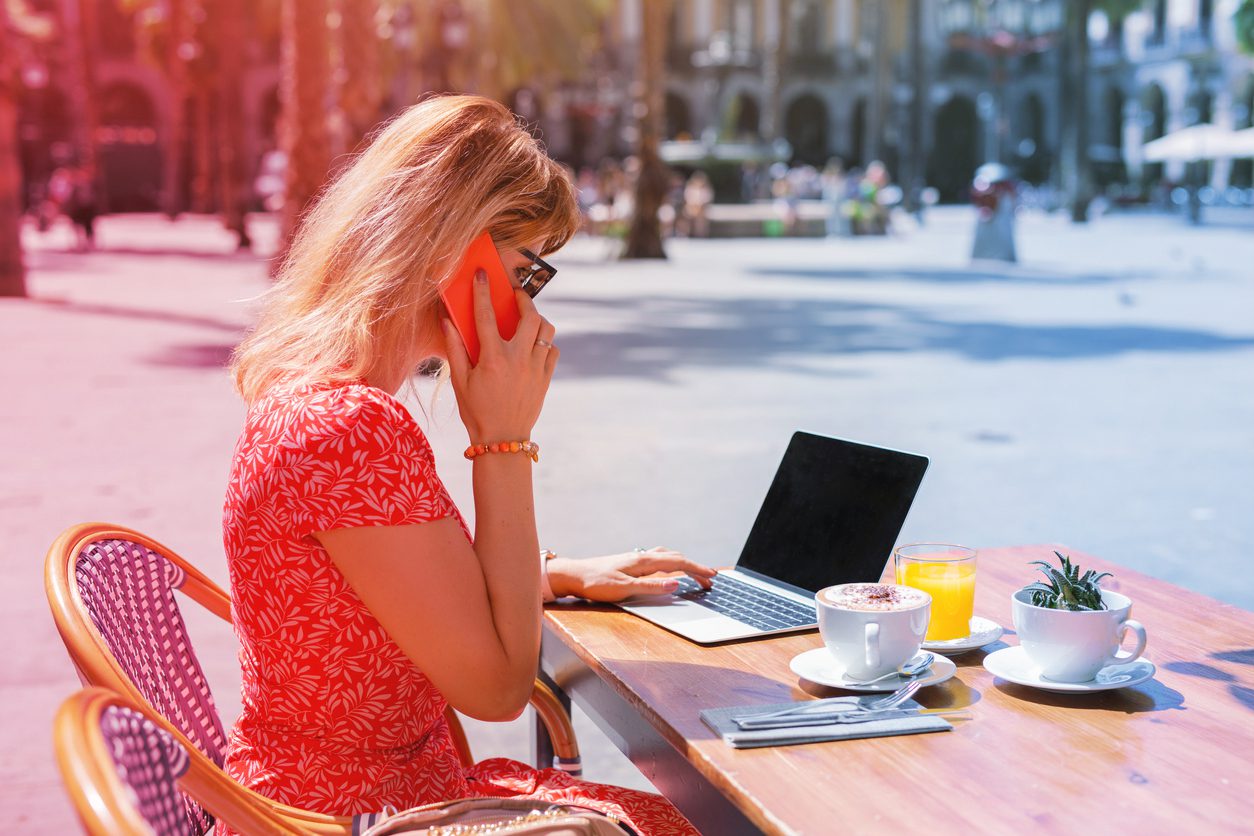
[463,440,540,463]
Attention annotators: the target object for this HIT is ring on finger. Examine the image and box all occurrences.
[535,338,553,349]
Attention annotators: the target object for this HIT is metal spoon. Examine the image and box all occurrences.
[842,652,936,687]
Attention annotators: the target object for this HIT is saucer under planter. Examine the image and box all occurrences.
[983,646,1156,693]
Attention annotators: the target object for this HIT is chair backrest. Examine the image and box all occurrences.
[46,524,355,835]
[56,688,191,835]
[100,703,193,835]
[55,688,306,836]
[72,538,229,769]
[76,543,229,767]
[47,526,233,834]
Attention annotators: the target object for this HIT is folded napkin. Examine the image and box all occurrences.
[700,697,953,749]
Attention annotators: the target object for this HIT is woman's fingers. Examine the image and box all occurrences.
[536,317,556,344]
[612,576,681,599]
[631,549,717,588]
[542,344,560,383]
[511,288,543,346]
[441,318,469,384]
[470,269,504,361]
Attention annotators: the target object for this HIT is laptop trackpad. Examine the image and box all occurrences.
[620,597,723,624]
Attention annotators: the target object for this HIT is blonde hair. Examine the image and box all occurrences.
[231,95,580,403]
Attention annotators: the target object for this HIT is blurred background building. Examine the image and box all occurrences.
[9,0,1254,215]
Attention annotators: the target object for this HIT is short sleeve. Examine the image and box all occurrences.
[274,386,458,537]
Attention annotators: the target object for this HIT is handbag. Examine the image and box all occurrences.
[361,796,633,836]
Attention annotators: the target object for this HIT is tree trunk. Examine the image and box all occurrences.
[1061,0,1092,223]
[162,0,189,217]
[278,0,333,260]
[209,0,252,248]
[191,88,215,212]
[337,0,383,156]
[622,0,670,260]
[903,0,925,213]
[0,15,26,297]
[762,0,791,142]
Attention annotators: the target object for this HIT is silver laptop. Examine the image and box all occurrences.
[619,432,929,644]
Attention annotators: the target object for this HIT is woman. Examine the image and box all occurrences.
[222,96,713,835]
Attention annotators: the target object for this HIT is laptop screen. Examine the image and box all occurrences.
[736,432,929,595]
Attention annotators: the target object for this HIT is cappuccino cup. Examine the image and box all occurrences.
[1012,588,1148,683]
[817,583,931,681]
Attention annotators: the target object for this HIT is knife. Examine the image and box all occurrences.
[734,707,969,730]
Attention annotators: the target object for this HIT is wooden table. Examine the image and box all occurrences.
[535,546,1254,834]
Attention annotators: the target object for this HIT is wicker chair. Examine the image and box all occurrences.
[54,687,326,835]
[45,523,581,836]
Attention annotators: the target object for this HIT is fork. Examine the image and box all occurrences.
[736,680,922,725]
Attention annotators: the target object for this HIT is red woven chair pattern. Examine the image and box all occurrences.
[56,687,319,836]
[73,538,228,834]
[98,703,194,835]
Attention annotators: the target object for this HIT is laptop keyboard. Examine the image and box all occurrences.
[674,573,817,632]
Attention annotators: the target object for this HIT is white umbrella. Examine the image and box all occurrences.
[1142,124,1239,162]
[1212,127,1254,159]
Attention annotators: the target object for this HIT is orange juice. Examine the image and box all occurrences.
[896,558,976,641]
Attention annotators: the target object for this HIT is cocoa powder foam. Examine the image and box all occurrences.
[820,583,929,611]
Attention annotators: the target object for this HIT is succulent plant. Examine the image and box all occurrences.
[1023,552,1112,611]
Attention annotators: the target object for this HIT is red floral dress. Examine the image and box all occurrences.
[220,383,697,835]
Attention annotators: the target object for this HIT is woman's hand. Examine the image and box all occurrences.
[547,548,717,602]
[443,272,558,443]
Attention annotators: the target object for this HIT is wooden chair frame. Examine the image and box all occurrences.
[56,686,308,835]
[46,522,580,835]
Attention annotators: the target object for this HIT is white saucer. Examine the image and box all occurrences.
[921,616,1005,656]
[790,648,957,692]
[983,646,1156,693]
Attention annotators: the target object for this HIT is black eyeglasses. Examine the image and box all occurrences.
[516,248,557,298]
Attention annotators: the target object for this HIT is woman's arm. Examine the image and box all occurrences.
[317,510,537,722]
[318,276,557,722]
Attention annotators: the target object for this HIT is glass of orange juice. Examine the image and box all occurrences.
[894,544,977,641]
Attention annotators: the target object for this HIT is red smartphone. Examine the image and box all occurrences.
[440,230,521,366]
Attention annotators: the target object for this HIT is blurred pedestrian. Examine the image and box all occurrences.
[662,171,685,237]
[586,159,620,237]
[821,158,847,238]
[855,161,892,235]
[683,170,714,238]
[63,167,100,251]
[770,163,799,236]
[575,167,600,234]
[740,161,764,203]
[46,166,73,220]
[254,148,287,213]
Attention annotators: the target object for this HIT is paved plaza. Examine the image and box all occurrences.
[3,207,1252,830]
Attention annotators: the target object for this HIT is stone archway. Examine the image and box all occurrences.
[98,82,161,211]
[260,86,281,149]
[664,91,692,140]
[1095,86,1127,187]
[728,90,761,141]
[927,95,979,203]
[17,85,74,209]
[785,93,827,165]
[1140,84,1167,187]
[1230,77,1254,188]
[1016,93,1048,184]
[850,98,866,167]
